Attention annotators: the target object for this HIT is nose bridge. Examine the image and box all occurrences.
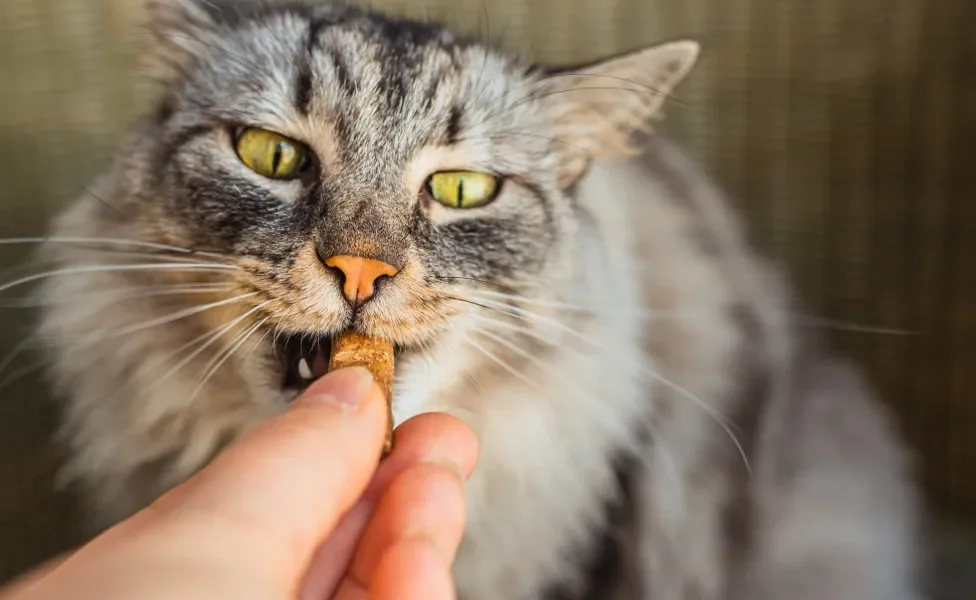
[316,191,409,270]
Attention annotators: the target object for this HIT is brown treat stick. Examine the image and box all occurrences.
[328,331,395,456]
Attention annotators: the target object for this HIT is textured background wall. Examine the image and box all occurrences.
[1,0,974,584]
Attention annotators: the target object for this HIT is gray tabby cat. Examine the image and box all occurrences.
[32,0,923,598]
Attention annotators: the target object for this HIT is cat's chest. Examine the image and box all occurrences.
[393,320,651,599]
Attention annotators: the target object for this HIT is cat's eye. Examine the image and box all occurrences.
[425,171,500,209]
[233,127,310,180]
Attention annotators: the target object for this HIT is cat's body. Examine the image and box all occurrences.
[34,1,922,598]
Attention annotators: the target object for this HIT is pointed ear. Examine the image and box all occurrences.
[534,40,700,186]
[141,0,231,83]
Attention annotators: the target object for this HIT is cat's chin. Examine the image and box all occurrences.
[274,331,407,395]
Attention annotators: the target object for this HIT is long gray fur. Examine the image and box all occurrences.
[33,1,924,598]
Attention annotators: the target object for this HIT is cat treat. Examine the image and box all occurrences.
[327,331,395,455]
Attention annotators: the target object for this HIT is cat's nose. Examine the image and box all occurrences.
[323,255,399,309]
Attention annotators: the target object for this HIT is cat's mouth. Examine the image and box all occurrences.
[276,334,332,392]
[274,333,403,393]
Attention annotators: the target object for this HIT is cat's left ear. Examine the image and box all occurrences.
[535,40,700,186]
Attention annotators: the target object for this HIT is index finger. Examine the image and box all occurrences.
[146,367,388,575]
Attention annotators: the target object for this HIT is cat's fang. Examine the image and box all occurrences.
[297,357,313,381]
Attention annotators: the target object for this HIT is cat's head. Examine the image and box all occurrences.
[103,0,697,395]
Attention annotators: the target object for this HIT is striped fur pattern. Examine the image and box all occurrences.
[34,1,923,598]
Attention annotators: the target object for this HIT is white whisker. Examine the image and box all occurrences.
[115,300,272,400]
[464,335,538,390]
[0,284,233,308]
[240,323,274,368]
[455,295,603,348]
[640,307,918,337]
[69,292,259,346]
[642,368,751,476]
[0,236,231,261]
[186,319,267,406]
[0,360,46,393]
[0,335,37,376]
[0,263,241,295]
[471,324,541,367]
[797,316,919,336]
[465,289,591,313]
[469,309,752,476]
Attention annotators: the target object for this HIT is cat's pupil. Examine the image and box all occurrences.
[272,143,283,175]
[457,178,465,208]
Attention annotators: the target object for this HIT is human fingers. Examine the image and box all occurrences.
[142,366,388,582]
[332,461,467,599]
[299,412,479,599]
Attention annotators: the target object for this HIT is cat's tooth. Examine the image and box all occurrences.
[297,357,314,381]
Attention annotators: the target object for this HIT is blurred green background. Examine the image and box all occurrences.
[1,0,974,587]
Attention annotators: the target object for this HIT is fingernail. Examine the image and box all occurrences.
[303,366,374,409]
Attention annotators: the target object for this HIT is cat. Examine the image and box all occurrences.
[30,0,924,598]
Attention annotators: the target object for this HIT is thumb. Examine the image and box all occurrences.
[146,366,389,576]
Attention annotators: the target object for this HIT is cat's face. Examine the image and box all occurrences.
[120,0,697,394]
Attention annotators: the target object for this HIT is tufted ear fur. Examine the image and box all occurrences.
[142,0,233,83]
[535,40,700,187]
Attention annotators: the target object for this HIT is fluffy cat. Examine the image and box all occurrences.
[32,0,923,598]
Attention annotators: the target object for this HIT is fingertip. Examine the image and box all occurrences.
[390,412,481,478]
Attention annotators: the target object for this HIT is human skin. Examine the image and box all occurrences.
[1,366,480,600]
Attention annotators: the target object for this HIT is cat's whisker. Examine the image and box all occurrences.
[241,325,274,368]
[0,360,48,394]
[5,293,260,377]
[0,283,233,309]
[463,334,539,391]
[0,237,232,262]
[464,289,592,313]
[641,307,919,337]
[438,276,522,295]
[0,263,241,296]
[796,316,919,337]
[468,310,751,476]
[22,251,228,267]
[186,319,268,407]
[467,324,645,477]
[641,368,751,477]
[118,300,273,402]
[427,313,485,394]
[0,335,40,382]
[67,292,259,347]
[454,295,603,348]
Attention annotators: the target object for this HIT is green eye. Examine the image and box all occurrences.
[425,171,500,209]
[234,127,309,180]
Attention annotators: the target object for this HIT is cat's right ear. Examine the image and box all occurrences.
[141,0,230,83]
[533,40,700,187]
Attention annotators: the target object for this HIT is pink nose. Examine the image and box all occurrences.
[323,255,399,308]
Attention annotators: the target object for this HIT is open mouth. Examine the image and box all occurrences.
[275,332,404,392]
[275,334,333,392]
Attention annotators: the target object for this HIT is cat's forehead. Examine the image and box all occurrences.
[189,6,524,141]
[182,4,535,167]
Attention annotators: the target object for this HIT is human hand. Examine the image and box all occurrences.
[1,366,479,600]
